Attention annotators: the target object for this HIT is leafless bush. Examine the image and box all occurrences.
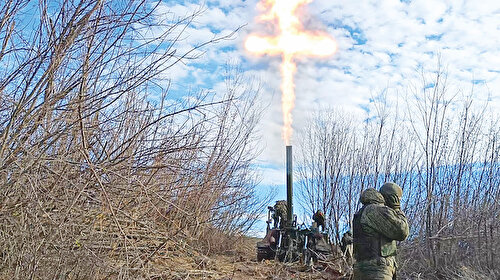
[0,0,268,279]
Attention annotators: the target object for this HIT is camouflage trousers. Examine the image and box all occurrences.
[353,256,397,280]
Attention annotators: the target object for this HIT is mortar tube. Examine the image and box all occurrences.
[286,145,293,227]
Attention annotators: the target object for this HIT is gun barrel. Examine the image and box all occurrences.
[286,145,293,226]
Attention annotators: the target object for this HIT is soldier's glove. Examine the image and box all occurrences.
[385,193,401,210]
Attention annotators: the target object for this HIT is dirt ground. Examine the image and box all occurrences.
[151,237,351,280]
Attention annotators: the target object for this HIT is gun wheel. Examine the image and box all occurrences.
[257,248,274,261]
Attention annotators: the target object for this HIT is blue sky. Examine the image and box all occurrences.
[157,0,500,226]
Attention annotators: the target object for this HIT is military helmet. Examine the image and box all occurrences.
[360,188,385,205]
[314,210,325,219]
[380,182,402,199]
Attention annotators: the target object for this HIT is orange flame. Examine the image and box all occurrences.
[245,0,336,145]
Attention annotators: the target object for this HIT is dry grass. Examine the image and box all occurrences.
[142,236,351,280]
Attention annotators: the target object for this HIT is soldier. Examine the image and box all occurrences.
[312,210,326,231]
[272,200,287,228]
[341,230,353,264]
[341,230,353,252]
[353,184,409,280]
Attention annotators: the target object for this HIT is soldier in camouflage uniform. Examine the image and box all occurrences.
[341,230,353,264]
[272,200,288,228]
[312,210,326,231]
[353,184,409,280]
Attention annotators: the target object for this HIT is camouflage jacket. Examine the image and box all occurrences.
[353,188,409,261]
[361,204,409,242]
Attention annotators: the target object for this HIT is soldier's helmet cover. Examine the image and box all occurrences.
[360,188,385,205]
[314,210,325,219]
[380,182,403,208]
[380,182,402,199]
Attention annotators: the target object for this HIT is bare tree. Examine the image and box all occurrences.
[296,63,500,279]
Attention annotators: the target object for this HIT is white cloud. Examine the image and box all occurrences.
[155,0,500,180]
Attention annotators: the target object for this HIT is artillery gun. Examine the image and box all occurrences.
[256,146,333,264]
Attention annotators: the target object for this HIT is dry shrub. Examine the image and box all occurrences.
[0,1,270,278]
